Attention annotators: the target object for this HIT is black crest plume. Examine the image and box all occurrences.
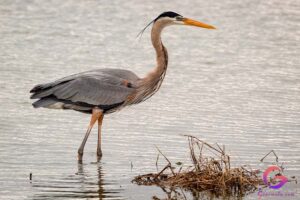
[137,11,182,39]
[154,11,181,22]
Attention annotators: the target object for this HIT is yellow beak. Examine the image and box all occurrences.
[183,18,216,29]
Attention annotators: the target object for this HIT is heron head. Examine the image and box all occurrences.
[137,11,215,38]
[154,11,216,29]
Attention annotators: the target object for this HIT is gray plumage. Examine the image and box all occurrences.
[30,68,140,113]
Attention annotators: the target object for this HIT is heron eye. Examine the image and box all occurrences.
[175,16,183,21]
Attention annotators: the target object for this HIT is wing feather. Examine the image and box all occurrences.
[30,69,139,106]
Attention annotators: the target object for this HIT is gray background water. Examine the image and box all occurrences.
[0,0,299,199]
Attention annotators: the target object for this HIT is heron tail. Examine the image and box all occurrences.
[32,97,63,109]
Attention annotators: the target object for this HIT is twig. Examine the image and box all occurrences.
[155,145,176,175]
[156,154,160,172]
[154,164,171,180]
[184,135,223,154]
[260,150,279,162]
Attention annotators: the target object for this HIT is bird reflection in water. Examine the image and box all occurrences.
[32,162,123,199]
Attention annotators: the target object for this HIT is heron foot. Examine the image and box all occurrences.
[78,150,83,163]
[97,149,102,161]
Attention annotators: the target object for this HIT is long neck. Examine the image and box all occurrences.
[130,21,168,104]
[149,21,168,76]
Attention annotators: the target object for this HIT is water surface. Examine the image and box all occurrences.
[0,0,299,199]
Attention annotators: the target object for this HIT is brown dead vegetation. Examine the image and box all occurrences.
[132,135,265,198]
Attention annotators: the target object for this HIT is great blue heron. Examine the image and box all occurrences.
[30,11,215,162]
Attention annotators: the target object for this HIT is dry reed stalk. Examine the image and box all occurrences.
[132,135,265,197]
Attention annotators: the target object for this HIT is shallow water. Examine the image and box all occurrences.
[0,0,299,199]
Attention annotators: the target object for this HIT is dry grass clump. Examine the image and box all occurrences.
[132,135,264,197]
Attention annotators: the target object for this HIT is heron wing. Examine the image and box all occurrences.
[30,69,140,106]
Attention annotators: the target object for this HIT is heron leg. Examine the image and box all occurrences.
[78,108,102,162]
[97,114,104,161]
